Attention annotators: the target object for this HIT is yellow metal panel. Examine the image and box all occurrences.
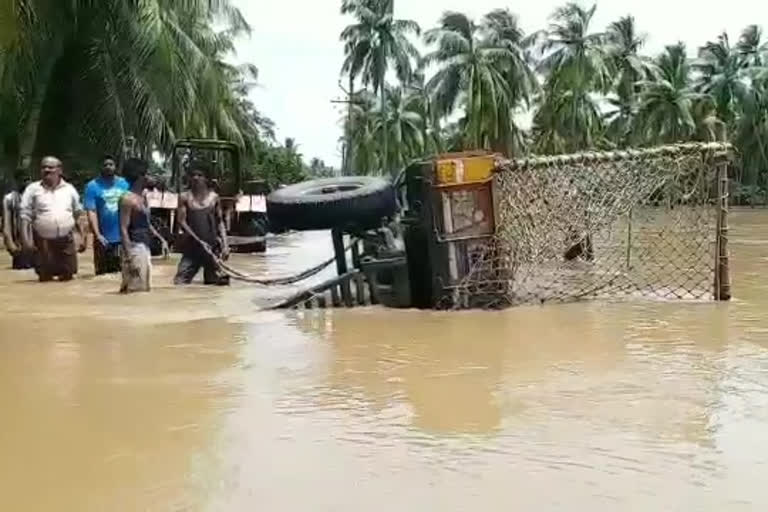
[436,159,459,185]
[435,155,495,185]
[463,155,495,182]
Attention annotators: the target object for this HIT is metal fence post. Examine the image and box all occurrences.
[332,228,353,306]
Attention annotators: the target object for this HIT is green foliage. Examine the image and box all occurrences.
[7,1,768,203]
[339,2,768,204]
[245,138,339,190]
[248,139,307,190]
[635,44,716,143]
[424,10,536,154]
[308,158,338,178]
[732,182,766,207]
[532,3,609,153]
[0,0,292,189]
[342,85,435,175]
[340,0,420,174]
[602,16,652,147]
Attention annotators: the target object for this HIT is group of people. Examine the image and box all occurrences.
[2,155,231,292]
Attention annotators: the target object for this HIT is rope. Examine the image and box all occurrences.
[218,251,346,286]
[497,142,733,170]
[181,225,353,286]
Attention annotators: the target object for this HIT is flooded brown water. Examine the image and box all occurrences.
[2,211,768,511]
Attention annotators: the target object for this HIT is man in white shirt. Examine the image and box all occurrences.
[20,156,86,281]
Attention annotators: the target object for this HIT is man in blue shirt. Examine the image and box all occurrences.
[84,155,129,275]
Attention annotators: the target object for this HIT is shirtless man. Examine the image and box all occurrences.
[118,158,166,293]
[173,162,230,285]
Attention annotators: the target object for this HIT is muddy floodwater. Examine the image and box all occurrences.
[3,211,768,511]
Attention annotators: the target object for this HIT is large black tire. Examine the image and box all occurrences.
[267,177,397,231]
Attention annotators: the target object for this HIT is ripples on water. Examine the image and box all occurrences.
[1,214,768,510]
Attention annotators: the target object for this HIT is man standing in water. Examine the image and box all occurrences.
[119,158,156,293]
[174,161,230,285]
[20,156,86,282]
[2,168,34,269]
[84,155,128,275]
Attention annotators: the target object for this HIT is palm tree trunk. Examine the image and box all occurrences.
[17,51,60,172]
[344,76,355,176]
[466,72,474,149]
[468,69,481,149]
[379,80,388,176]
[475,83,483,149]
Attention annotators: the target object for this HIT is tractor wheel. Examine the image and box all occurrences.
[267,177,396,231]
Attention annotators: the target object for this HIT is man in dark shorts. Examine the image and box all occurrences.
[20,156,86,281]
[3,168,34,269]
[174,162,230,285]
[84,155,129,275]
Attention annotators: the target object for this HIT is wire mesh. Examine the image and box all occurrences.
[447,143,732,309]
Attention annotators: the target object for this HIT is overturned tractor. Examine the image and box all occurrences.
[266,143,732,310]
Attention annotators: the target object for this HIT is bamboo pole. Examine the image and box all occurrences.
[626,208,633,269]
[269,270,360,310]
[714,161,731,301]
[353,272,366,305]
[496,142,733,172]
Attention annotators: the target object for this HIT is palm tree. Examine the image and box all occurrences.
[636,43,719,143]
[604,16,652,146]
[375,86,425,170]
[606,17,647,98]
[0,0,73,170]
[404,68,443,155]
[481,9,538,154]
[694,32,750,126]
[533,3,609,153]
[707,25,768,190]
[533,86,604,153]
[424,10,535,154]
[0,0,254,175]
[346,90,381,175]
[734,74,768,187]
[439,120,468,153]
[737,25,768,67]
[340,0,420,175]
[537,3,610,93]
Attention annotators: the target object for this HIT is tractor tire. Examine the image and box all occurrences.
[267,177,397,231]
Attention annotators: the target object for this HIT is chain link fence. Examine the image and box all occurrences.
[448,143,732,309]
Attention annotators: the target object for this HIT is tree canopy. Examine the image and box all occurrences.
[0,0,329,190]
[5,2,768,203]
[340,1,768,203]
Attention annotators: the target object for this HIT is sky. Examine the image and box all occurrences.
[232,0,766,168]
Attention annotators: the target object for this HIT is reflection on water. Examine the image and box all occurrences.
[1,213,768,510]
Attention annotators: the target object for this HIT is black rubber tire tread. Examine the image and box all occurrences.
[231,240,266,254]
[267,176,396,231]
